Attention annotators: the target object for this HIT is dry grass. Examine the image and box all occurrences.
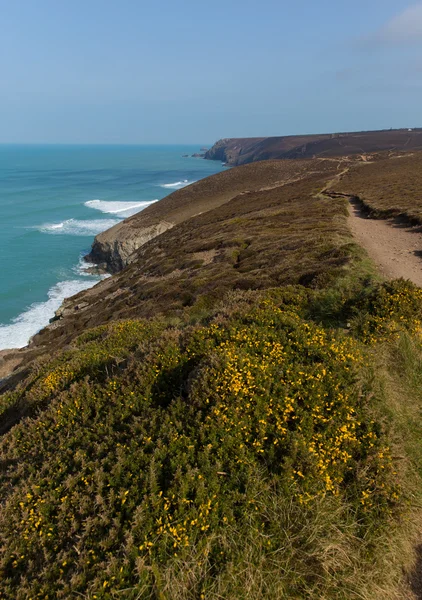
[33,166,358,356]
[335,152,422,224]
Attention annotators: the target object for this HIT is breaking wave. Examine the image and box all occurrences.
[0,278,101,350]
[37,219,120,236]
[160,180,195,189]
[84,199,157,218]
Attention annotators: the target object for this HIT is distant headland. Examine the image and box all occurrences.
[204,128,422,165]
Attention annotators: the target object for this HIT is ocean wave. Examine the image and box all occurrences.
[0,278,101,350]
[37,219,120,236]
[160,180,195,189]
[72,254,102,277]
[85,199,157,218]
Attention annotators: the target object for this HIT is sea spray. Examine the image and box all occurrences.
[0,278,102,350]
[36,218,120,236]
[85,199,158,218]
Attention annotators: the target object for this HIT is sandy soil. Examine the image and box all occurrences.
[348,198,422,287]
[348,199,422,599]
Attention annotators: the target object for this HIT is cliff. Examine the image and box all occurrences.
[205,128,422,165]
[3,151,422,597]
[2,148,422,382]
[86,128,422,275]
[0,157,344,380]
[86,159,319,272]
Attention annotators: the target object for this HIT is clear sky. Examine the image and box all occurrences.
[1,0,421,143]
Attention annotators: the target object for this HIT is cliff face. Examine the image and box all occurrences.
[85,159,313,272]
[87,220,174,273]
[205,128,422,166]
[0,158,345,382]
[203,137,267,164]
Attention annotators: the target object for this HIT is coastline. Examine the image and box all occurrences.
[0,145,225,354]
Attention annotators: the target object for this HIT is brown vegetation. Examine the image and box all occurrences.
[205,129,422,165]
[334,152,422,224]
[31,161,355,357]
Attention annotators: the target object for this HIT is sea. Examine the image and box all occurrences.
[0,145,224,351]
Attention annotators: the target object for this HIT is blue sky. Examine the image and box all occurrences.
[1,0,421,143]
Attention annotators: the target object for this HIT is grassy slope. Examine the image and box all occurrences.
[2,156,422,598]
[31,161,347,352]
[335,153,422,223]
[88,159,327,270]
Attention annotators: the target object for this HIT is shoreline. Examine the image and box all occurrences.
[0,153,224,354]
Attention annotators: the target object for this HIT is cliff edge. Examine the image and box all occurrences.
[85,160,315,273]
[205,128,422,166]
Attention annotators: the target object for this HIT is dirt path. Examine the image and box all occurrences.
[348,198,422,287]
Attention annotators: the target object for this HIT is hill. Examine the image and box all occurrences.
[2,151,422,598]
[204,128,422,165]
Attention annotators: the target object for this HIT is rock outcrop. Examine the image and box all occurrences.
[87,220,174,273]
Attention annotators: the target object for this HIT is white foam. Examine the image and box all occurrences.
[160,180,195,189]
[73,255,97,277]
[37,218,120,236]
[85,199,157,218]
[0,278,101,350]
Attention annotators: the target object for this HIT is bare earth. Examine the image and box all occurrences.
[348,198,422,287]
[348,198,422,599]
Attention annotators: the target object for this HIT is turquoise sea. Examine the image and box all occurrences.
[0,145,224,350]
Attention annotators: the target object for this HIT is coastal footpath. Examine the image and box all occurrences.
[3,148,422,597]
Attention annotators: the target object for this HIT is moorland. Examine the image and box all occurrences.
[204,128,422,165]
[2,148,422,598]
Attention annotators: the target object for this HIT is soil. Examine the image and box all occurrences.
[348,198,422,287]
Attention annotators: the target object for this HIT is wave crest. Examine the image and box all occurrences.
[85,199,157,218]
[37,219,120,236]
[0,279,101,350]
[160,180,195,189]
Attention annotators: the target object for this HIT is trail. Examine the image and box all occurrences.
[321,163,422,598]
[347,200,422,287]
[321,164,422,288]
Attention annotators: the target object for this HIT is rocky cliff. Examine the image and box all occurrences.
[3,147,422,385]
[205,128,422,166]
[85,159,313,272]
[87,128,422,275]
[0,157,345,382]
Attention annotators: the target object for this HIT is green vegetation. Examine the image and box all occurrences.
[32,166,356,353]
[3,156,422,598]
[1,275,422,599]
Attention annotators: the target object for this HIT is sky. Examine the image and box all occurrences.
[1,0,422,143]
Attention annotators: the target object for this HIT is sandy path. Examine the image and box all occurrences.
[348,198,422,287]
[348,195,422,598]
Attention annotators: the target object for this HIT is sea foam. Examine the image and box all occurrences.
[37,218,120,236]
[72,254,109,278]
[85,199,157,218]
[160,180,195,189]
[0,278,101,350]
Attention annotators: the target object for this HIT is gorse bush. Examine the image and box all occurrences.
[0,281,420,599]
[350,279,422,344]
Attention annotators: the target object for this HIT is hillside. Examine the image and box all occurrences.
[204,128,422,165]
[3,152,422,598]
[86,159,326,272]
[0,158,344,382]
